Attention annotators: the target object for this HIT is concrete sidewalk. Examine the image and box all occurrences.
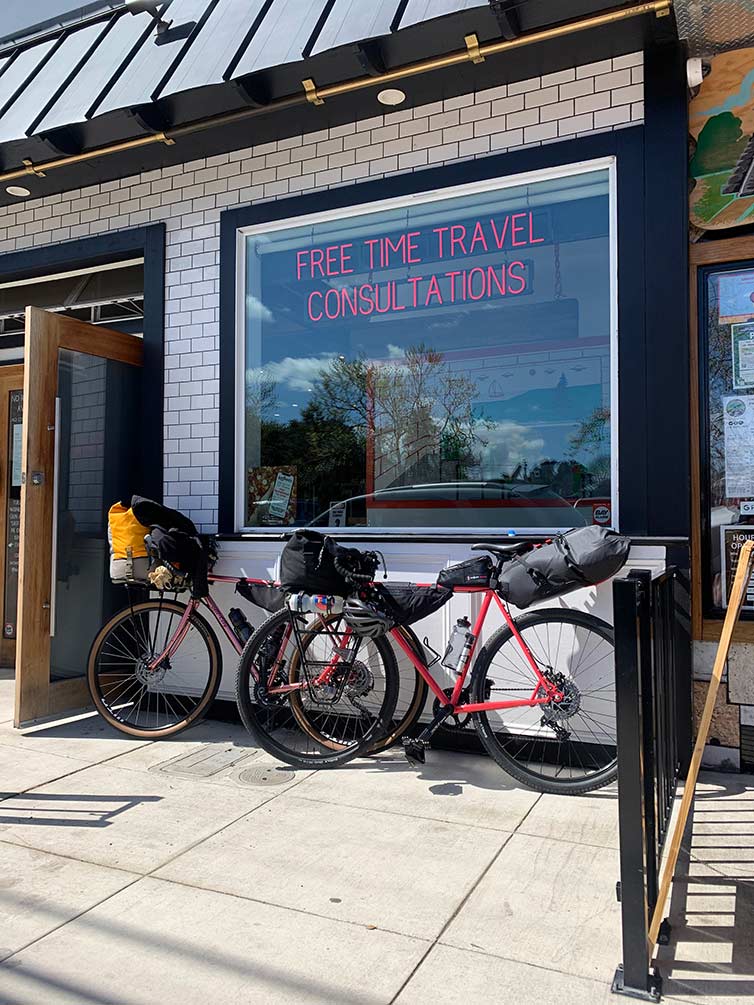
[0,673,751,1005]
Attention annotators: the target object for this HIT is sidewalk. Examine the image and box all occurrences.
[0,671,751,1005]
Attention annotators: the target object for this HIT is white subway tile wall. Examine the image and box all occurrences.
[0,53,643,529]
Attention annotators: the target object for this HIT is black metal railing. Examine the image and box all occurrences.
[612,566,692,1001]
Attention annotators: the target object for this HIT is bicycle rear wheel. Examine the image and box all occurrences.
[236,609,399,768]
[87,597,221,738]
[470,609,616,794]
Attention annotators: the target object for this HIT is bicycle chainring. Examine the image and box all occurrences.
[432,687,471,730]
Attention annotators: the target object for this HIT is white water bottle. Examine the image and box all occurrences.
[441,616,472,671]
[286,593,344,615]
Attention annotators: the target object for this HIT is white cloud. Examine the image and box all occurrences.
[479,421,545,470]
[251,353,336,392]
[245,295,274,322]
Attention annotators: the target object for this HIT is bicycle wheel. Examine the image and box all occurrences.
[365,625,428,755]
[87,597,221,738]
[236,608,399,768]
[470,609,616,795]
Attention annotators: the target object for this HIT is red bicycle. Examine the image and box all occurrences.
[237,540,617,795]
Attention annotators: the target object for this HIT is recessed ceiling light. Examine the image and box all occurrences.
[6,185,30,198]
[377,88,406,107]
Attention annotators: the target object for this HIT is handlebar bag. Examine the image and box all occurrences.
[280,530,379,596]
[497,526,630,610]
[108,502,150,583]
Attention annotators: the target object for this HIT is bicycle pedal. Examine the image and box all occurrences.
[403,739,427,766]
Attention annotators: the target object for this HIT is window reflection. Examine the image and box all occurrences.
[242,168,614,530]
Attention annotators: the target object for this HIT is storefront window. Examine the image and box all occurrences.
[238,163,616,531]
[703,264,754,611]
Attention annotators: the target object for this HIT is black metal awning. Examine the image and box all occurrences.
[0,0,678,204]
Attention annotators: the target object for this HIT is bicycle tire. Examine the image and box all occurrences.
[470,608,617,795]
[366,625,428,755]
[236,608,399,768]
[87,597,222,738]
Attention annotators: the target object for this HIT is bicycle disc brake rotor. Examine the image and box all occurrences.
[541,672,581,731]
[134,657,168,687]
[342,660,373,698]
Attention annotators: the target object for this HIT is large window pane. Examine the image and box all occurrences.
[240,165,614,530]
[703,264,754,611]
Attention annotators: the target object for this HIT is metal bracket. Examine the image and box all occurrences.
[611,965,662,1001]
[302,78,324,105]
[464,33,485,64]
[22,158,46,178]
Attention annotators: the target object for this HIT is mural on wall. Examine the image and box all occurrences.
[690,47,754,230]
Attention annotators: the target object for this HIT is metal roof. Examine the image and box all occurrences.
[0,0,486,145]
[0,0,672,200]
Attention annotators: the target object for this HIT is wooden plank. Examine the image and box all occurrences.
[55,313,143,367]
[648,539,754,950]
[14,309,58,725]
[690,236,754,266]
[0,365,22,668]
[701,619,754,643]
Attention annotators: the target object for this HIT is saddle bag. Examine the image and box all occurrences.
[497,526,630,610]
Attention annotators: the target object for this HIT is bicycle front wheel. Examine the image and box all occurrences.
[236,609,399,768]
[470,609,616,795]
[87,598,221,738]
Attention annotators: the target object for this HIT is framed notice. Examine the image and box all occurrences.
[721,525,754,609]
[723,395,754,497]
[732,323,754,389]
[719,270,754,323]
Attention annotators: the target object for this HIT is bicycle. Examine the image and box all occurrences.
[241,540,616,794]
[87,563,400,760]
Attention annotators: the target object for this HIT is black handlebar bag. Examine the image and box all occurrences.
[279,530,379,596]
[497,526,630,610]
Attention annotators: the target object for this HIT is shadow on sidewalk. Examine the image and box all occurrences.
[0,792,161,828]
[657,773,754,998]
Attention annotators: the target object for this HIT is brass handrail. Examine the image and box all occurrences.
[0,0,672,186]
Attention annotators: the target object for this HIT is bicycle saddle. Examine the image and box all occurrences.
[470,541,532,558]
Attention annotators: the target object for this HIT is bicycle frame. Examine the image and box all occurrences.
[146,574,351,696]
[144,575,562,713]
[390,586,563,714]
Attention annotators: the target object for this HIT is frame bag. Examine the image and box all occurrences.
[497,526,630,610]
[372,582,451,628]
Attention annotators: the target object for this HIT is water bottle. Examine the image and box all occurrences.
[286,593,344,615]
[228,607,252,644]
[441,616,473,671]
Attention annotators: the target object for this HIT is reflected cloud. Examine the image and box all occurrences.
[257,353,336,392]
[245,294,274,322]
[480,420,545,468]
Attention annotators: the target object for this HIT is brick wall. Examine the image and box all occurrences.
[0,53,643,530]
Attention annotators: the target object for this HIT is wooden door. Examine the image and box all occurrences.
[15,308,143,726]
[0,364,23,667]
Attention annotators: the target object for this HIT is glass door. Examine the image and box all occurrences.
[0,366,23,668]
[15,308,143,725]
